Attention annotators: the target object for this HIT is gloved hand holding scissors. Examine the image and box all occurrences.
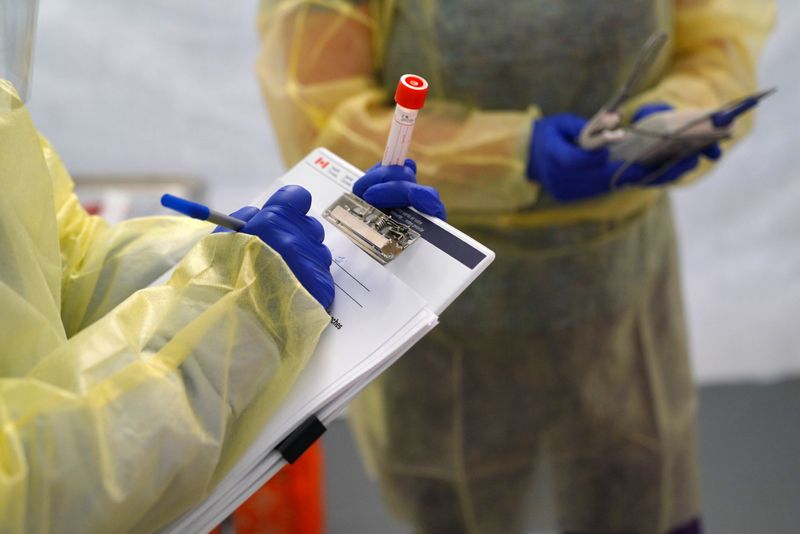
[353,159,447,220]
[525,32,773,203]
[527,105,722,203]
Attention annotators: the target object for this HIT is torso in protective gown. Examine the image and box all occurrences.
[381,0,671,115]
[350,2,702,533]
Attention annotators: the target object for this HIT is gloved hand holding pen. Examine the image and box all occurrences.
[165,186,335,309]
[527,104,722,203]
[224,186,335,309]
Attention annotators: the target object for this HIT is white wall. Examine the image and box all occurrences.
[27,0,800,383]
[671,1,800,382]
[29,0,275,210]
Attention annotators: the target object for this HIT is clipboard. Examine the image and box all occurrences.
[162,148,494,532]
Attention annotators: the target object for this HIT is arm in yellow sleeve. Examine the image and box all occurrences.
[0,87,330,532]
[42,136,214,337]
[1,234,330,533]
[256,0,540,213]
[624,0,776,182]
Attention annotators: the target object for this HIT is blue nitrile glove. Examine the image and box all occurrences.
[527,106,722,203]
[352,159,447,220]
[215,185,334,309]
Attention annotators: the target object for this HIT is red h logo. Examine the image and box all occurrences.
[314,157,330,169]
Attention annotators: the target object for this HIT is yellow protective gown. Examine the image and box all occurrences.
[0,82,329,533]
[256,1,773,532]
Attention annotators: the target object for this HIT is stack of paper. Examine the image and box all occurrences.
[162,149,494,532]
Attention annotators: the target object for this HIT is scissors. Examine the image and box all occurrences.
[578,32,669,151]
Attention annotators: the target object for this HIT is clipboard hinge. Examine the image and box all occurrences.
[274,415,326,464]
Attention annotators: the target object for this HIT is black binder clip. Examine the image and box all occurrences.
[274,415,326,464]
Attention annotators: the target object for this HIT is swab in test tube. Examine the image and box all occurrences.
[381,74,429,166]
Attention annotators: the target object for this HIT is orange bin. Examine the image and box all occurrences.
[211,441,324,534]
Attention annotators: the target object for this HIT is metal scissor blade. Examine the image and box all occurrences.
[752,87,778,101]
[579,32,670,150]
[605,32,669,112]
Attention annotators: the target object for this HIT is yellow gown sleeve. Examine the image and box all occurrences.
[623,0,776,184]
[45,136,216,337]
[256,0,541,214]
[0,86,330,533]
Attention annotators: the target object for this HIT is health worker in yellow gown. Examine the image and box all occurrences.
[256,0,774,532]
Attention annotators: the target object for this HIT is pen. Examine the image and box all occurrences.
[161,194,247,231]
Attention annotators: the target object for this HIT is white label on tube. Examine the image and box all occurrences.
[382,105,418,166]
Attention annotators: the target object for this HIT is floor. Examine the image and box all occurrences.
[324,380,800,533]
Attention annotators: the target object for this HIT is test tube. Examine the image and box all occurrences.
[381,74,429,166]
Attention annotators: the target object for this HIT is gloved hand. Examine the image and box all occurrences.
[527,105,722,203]
[217,185,335,309]
[352,159,447,220]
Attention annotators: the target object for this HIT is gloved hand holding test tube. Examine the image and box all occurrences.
[352,74,446,219]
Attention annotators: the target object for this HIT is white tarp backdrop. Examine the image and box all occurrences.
[27,0,799,383]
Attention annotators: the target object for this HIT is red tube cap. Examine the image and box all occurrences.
[394,74,429,110]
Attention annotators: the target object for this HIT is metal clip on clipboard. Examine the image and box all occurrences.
[323,193,420,264]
